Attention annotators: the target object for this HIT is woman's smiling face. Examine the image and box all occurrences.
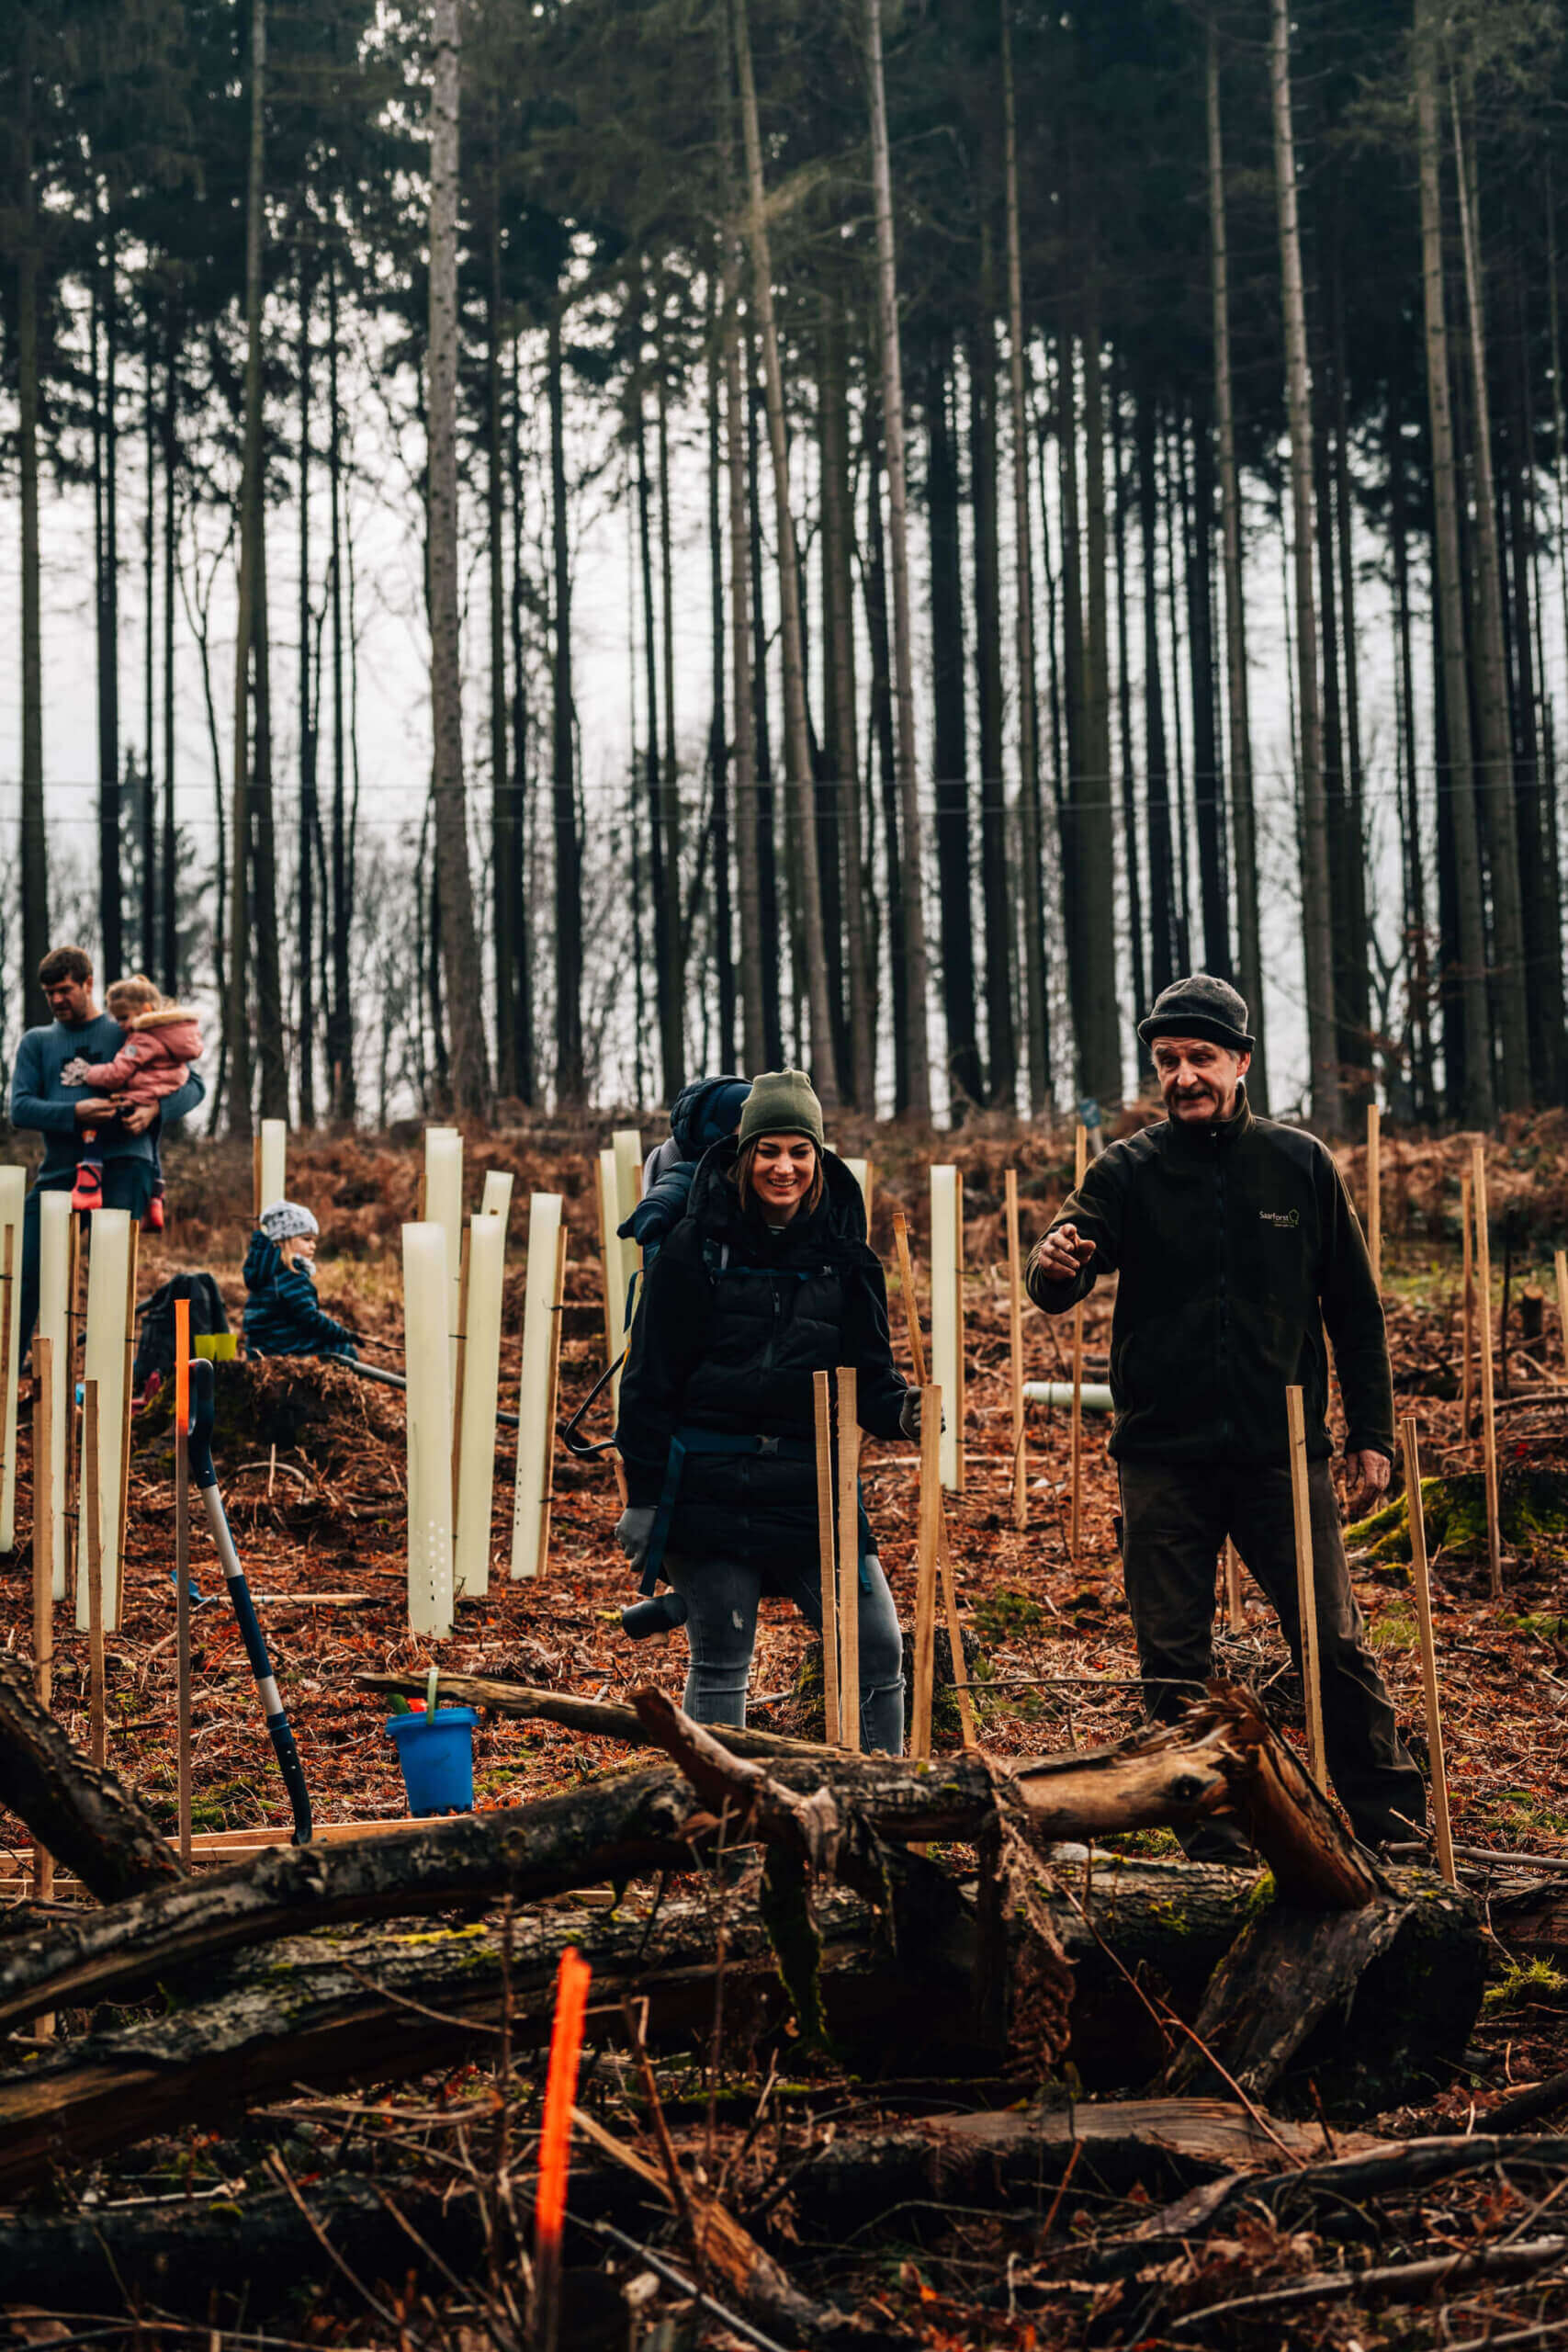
[750,1134,818,1221]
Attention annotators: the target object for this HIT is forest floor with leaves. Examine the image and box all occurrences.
[6,1114,1568,2348]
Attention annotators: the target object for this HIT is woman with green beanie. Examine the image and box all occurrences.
[614,1069,923,1750]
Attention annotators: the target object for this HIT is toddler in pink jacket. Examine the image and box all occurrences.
[62,975,204,1219]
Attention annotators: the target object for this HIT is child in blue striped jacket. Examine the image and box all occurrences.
[243,1201,358,1362]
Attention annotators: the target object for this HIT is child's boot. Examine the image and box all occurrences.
[72,1153,104,1215]
[145,1180,166,1234]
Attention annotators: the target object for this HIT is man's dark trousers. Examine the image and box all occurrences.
[1118,1457,1426,1860]
[18,1162,156,1360]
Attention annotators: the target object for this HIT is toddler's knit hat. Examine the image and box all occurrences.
[261,1200,319,1243]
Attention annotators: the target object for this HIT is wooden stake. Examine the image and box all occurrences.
[0,1226,13,1555]
[812,1371,840,1747]
[175,1302,193,1867]
[1366,1101,1382,1288]
[836,1366,862,1754]
[1472,1142,1503,1600]
[911,1383,942,1763]
[1223,1537,1244,1634]
[1285,1385,1325,1789]
[85,1380,105,1772]
[63,1215,84,1623]
[536,1223,569,1574]
[115,1222,140,1631]
[448,1222,472,1513]
[1460,1170,1474,1441]
[31,1336,55,1916]
[1556,1248,1568,1375]
[1401,1415,1455,1887]
[1070,1122,1088,1566]
[889,1213,978,1748]
[1004,1168,1027,1532]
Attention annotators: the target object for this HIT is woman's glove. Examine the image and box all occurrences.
[898,1391,944,1441]
[615,1504,657,1565]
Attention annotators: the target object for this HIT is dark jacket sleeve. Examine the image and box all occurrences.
[1024,1148,1126,1315]
[1318,1154,1393,1458]
[157,1071,205,1127]
[10,1033,78,1138]
[844,1251,911,1441]
[615,1237,715,1507]
[277,1262,357,1353]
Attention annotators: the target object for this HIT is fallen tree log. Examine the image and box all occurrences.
[0,1649,184,1904]
[357,1669,833,1758]
[1162,1865,1484,2109]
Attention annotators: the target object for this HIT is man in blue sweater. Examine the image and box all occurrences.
[12,944,206,1353]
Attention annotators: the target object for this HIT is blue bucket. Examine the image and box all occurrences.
[386,1707,478,1816]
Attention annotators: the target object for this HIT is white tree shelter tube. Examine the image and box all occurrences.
[0,1166,23,1551]
[512,1193,565,1581]
[423,1125,464,1408]
[479,1168,514,1231]
[37,1190,71,1601]
[454,1211,506,1599]
[403,1222,455,1636]
[77,1210,130,1634]
[257,1119,287,1220]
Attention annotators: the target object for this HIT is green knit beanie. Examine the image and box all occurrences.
[736,1069,825,1152]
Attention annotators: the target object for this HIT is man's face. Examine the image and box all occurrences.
[45,973,95,1025]
[1152,1035,1250,1124]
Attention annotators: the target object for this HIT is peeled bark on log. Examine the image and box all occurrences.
[0,1648,184,1904]
[1162,1870,1483,2108]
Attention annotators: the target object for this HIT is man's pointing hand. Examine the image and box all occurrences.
[1037,1222,1097,1284]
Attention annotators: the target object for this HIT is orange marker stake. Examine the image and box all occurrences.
[175,1299,193,1864]
[535,1945,592,2352]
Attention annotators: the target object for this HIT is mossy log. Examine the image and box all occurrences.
[1350,1466,1568,1566]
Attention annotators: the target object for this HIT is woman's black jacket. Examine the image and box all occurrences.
[615,1140,909,1571]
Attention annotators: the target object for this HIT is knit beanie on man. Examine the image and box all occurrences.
[1136,975,1255,1055]
[261,1200,320,1243]
[736,1069,826,1152]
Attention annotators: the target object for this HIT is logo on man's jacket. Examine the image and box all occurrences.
[1259,1208,1300,1228]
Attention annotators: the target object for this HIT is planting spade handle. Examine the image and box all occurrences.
[184,1360,312,1844]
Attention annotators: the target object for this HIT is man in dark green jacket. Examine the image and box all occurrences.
[1027,975,1423,1860]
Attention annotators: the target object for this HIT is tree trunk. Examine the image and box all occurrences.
[631,326,674,1097]
[16,30,48,1028]
[141,339,155,975]
[507,331,534,1104]
[863,386,907,1112]
[926,334,980,1110]
[1137,384,1177,1001]
[731,0,840,1106]
[298,261,316,1125]
[1207,17,1266,1104]
[1331,270,1371,1091]
[1450,77,1529,1111]
[1110,375,1145,1044]
[1076,290,1120,1112]
[251,483,287,1120]
[1000,0,1047,1115]
[488,193,517,1102]
[706,269,737,1075]
[325,251,354,1121]
[1386,394,1434,1118]
[96,224,122,988]
[1188,390,1228,982]
[820,290,872,1108]
[227,0,266,1137]
[426,0,488,1118]
[747,348,784,1068]
[160,334,178,995]
[863,0,930,1118]
[1503,270,1562,1103]
[656,307,685,1097]
[1269,0,1340,1130]
[971,266,1015,1109]
[548,300,582,1104]
[1415,0,1492,1125]
[719,78,764,1079]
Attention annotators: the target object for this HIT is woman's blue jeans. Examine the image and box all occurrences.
[665,1553,905,1755]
